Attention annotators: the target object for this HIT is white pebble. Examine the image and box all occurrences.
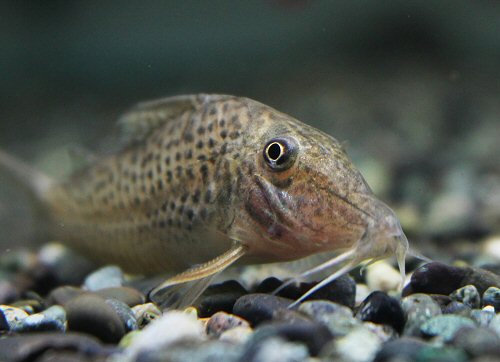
[333,325,383,362]
[482,235,500,262]
[365,261,402,292]
[219,325,253,344]
[124,310,205,359]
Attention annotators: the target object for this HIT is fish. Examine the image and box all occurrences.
[0,94,409,308]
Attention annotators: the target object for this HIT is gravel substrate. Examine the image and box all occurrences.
[1,242,500,362]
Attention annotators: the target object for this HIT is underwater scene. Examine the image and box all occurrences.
[0,1,499,361]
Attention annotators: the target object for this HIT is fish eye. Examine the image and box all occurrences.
[263,137,298,171]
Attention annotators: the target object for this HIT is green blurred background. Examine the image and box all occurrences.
[1,1,499,257]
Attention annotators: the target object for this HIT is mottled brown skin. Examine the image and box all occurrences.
[41,95,404,275]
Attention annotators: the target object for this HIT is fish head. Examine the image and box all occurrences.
[232,101,407,266]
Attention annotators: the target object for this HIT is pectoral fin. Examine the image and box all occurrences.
[149,242,247,309]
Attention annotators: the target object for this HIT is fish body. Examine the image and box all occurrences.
[1,94,409,306]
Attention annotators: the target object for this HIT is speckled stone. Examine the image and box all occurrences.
[470,307,496,327]
[299,300,359,337]
[232,293,292,326]
[106,298,138,331]
[482,286,500,311]
[206,311,250,337]
[132,303,162,328]
[13,305,66,332]
[83,265,124,291]
[356,291,405,334]
[0,308,9,331]
[450,285,480,309]
[323,324,384,362]
[442,301,472,316]
[0,304,28,330]
[401,293,442,336]
[66,294,126,343]
[194,280,247,318]
[420,315,475,342]
[219,325,253,344]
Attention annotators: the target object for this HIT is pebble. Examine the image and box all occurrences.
[420,315,476,342]
[356,291,405,334]
[132,302,162,328]
[206,311,250,337]
[489,313,500,337]
[0,304,28,330]
[0,332,109,362]
[374,337,428,362]
[11,298,44,314]
[323,324,384,362]
[451,326,500,357]
[194,280,247,318]
[135,340,243,362]
[442,301,472,316]
[13,305,66,332]
[106,298,138,331]
[255,277,302,300]
[401,293,442,336]
[232,293,292,326]
[0,309,8,331]
[65,294,126,343]
[124,310,205,358]
[46,285,85,306]
[245,314,332,355]
[482,286,500,311]
[301,273,357,308]
[470,307,496,327]
[83,265,124,291]
[219,325,254,344]
[37,242,96,286]
[403,262,500,296]
[242,336,309,362]
[482,235,500,262]
[299,300,359,337]
[450,284,480,309]
[365,261,403,293]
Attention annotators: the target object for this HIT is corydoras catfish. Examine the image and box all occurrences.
[0,94,409,308]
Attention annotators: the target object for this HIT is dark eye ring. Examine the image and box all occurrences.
[263,137,298,171]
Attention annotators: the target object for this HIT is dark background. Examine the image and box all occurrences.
[1,1,499,256]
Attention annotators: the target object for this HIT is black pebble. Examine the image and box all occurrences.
[95,287,145,307]
[254,277,303,300]
[65,294,126,344]
[403,262,500,297]
[46,286,85,306]
[0,332,108,362]
[195,280,247,318]
[232,293,293,326]
[356,291,405,334]
[301,274,356,309]
[374,337,428,362]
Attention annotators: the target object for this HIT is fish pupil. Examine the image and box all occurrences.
[263,137,297,171]
[267,142,284,162]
